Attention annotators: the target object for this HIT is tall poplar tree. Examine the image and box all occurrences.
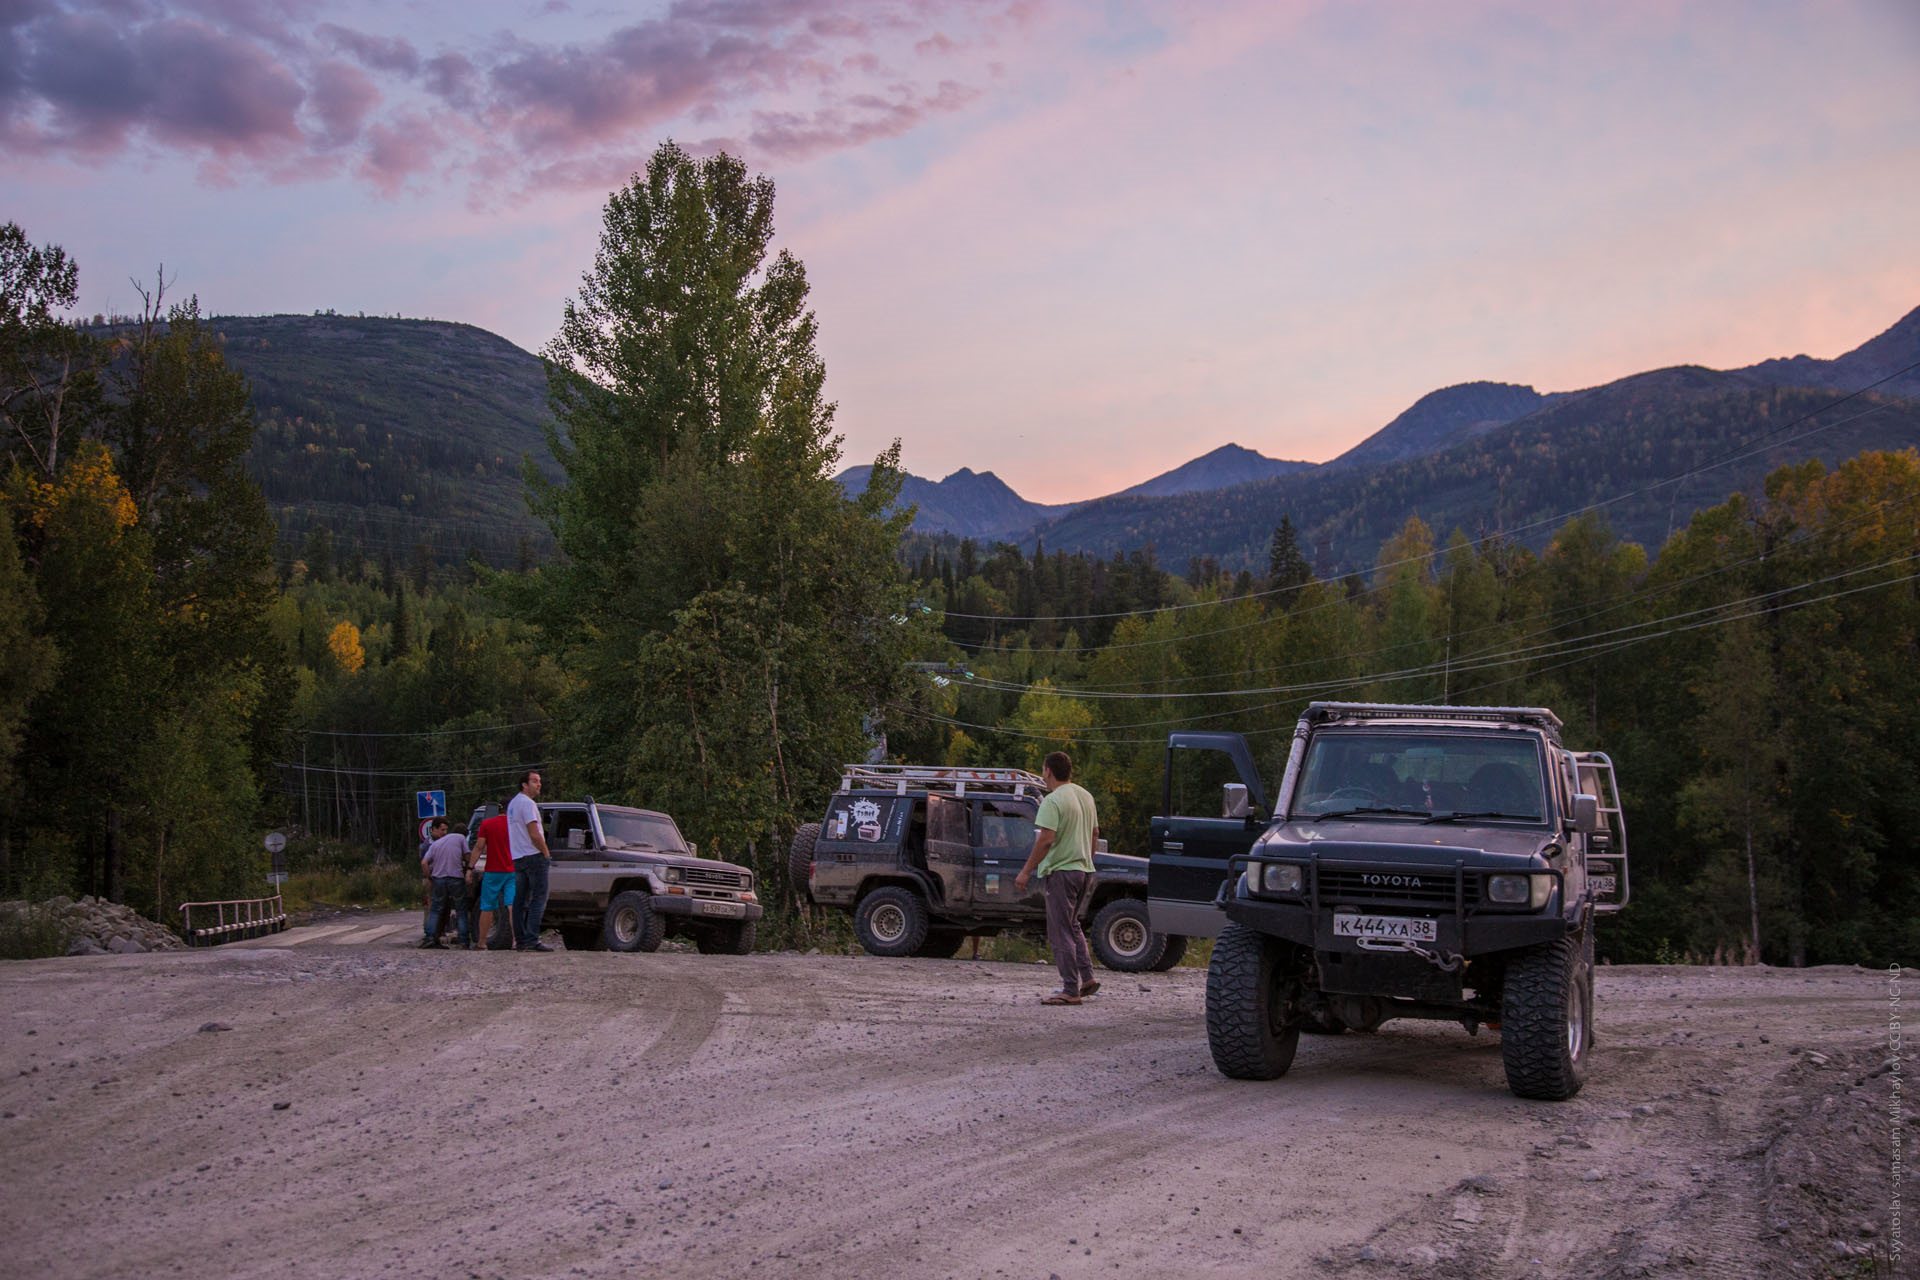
[526,142,930,897]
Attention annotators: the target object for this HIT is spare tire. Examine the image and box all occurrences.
[788,822,821,902]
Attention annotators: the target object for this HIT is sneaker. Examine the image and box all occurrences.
[519,941,555,953]
[418,939,444,950]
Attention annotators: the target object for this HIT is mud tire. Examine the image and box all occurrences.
[603,890,664,954]
[854,886,929,958]
[1148,934,1189,971]
[1089,898,1168,972]
[1205,924,1304,1080]
[695,920,756,955]
[914,929,967,959]
[1500,936,1592,1100]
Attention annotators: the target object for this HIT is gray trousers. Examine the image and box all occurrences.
[1043,870,1096,992]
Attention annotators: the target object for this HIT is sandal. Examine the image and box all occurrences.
[1040,991,1082,1005]
[1078,980,1100,997]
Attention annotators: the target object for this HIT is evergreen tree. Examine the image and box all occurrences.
[1266,516,1312,608]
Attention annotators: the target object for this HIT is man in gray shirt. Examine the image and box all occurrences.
[508,771,553,951]
[420,820,470,950]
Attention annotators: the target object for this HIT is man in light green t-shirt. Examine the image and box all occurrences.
[1015,751,1099,1004]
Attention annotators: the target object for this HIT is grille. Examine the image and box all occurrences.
[1315,866,1476,908]
[682,865,747,890]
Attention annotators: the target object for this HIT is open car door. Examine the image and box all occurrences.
[1147,732,1269,938]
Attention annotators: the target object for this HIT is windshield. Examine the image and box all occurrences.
[596,809,691,853]
[1293,731,1547,821]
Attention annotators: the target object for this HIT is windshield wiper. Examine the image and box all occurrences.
[1310,806,1425,821]
[1424,810,1537,823]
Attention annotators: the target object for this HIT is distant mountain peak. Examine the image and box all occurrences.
[1330,380,1546,469]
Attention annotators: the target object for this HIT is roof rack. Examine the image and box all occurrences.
[1303,701,1565,737]
[839,764,1046,798]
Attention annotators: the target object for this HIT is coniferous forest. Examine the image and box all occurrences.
[3,175,1917,967]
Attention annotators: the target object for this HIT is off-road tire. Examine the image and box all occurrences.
[915,929,967,959]
[558,925,601,952]
[1205,924,1304,1080]
[603,890,664,954]
[788,823,820,903]
[1500,936,1592,1100]
[1089,898,1167,971]
[854,886,929,958]
[1148,934,1189,971]
[695,920,756,955]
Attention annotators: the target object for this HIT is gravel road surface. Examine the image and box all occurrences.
[0,913,1906,1279]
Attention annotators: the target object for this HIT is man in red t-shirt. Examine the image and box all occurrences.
[471,803,517,950]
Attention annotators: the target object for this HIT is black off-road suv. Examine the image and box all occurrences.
[1146,703,1628,1100]
[792,765,1185,971]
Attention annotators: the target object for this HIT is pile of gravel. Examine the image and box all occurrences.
[0,896,187,955]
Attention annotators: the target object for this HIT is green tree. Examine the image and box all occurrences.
[1266,516,1312,608]
[524,142,931,909]
[1,222,98,479]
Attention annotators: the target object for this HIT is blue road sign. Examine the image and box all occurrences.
[416,790,447,820]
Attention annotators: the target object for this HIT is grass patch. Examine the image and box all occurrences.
[282,863,423,913]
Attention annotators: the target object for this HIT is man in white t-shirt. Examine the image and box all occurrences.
[508,770,553,951]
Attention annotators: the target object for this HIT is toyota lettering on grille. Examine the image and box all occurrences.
[1362,873,1425,889]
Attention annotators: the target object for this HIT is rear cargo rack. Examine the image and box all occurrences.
[1303,701,1564,739]
[838,764,1046,798]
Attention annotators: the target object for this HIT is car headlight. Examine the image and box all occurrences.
[1487,874,1529,904]
[661,866,681,885]
[1530,874,1555,909]
[1262,863,1303,894]
[1487,873,1556,908]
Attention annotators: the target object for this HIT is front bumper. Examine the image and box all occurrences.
[1221,895,1566,955]
[652,893,764,923]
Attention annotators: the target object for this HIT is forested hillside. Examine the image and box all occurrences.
[1035,379,1920,572]
[209,314,555,572]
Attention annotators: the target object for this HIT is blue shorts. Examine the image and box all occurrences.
[478,872,518,911]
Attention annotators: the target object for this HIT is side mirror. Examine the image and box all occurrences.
[1223,783,1251,820]
[688,842,698,858]
[1571,794,1600,835]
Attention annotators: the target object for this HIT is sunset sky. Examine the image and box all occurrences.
[5,0,1918,502]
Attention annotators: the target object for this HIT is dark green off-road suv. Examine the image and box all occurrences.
[792,765,1186,971]
[1147,703,1628,1100]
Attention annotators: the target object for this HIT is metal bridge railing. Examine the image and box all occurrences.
[178,896,289,946]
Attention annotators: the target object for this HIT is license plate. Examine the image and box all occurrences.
[1590,875,1617,895]
[1333,913,1436,942]
[695,900,745,918]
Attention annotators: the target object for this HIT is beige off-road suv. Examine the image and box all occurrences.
[470,798,762,954]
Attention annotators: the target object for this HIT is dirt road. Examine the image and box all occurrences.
[0,914,1906,1279]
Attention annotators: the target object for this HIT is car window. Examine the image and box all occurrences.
[975,799,1035,851]
[1296,732,1547,820]
[548,808,592,853]
[827,795,897,845]
[596,809,689,853]
[926,795,969,846]
[1168,746,1250,819]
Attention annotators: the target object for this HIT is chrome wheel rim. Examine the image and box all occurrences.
[612,907,638,945]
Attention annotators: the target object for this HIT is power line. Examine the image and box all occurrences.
[298,719,551,738]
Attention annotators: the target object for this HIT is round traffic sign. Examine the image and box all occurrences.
[264,832,287,854]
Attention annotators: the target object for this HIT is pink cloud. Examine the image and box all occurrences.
[1,1,1006,192]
